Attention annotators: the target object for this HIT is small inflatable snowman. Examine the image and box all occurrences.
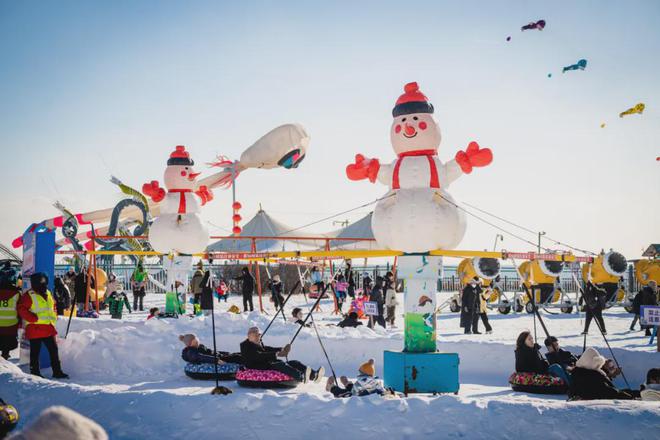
[142,146,212,254]
[346,82,493,253]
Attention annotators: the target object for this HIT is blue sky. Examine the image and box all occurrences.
[1,0,658,258]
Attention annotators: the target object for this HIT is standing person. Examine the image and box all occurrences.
[191,261,205,313]
[52,276,71,316]
[335,275,348,313]
[235,267,255,312]
[0,265,20,360]
[63,267,76,298]
[130,261,148,312]
[268,274,285,311]
[478,283,493,334]
[74,268,94,313]
[216,278,229,302]
[310,266,324,296]
[200,270,215,316]
[460,277,480,335]
[384,271,398,327]
[368,276,386,328]
[362,273,373,297]
[17,273,68,379]
[344,260,356,299]
[103,279,132,320]
[582,282,607,335]
[631,281,658,335]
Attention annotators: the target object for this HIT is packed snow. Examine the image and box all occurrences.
[1,292,658,439]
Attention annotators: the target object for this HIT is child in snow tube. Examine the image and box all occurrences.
[179,334,242,380]
[325,359,390,398]
[236,326,324,388]
[510,331,568,394]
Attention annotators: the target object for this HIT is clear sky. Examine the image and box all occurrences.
[1,0,658,259]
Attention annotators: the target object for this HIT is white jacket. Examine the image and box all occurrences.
[641,383,660,401]
[385,289,398,307]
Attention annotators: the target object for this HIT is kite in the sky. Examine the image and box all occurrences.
[521,20,546,31]
[562,59,587,73]
[619,103,645,118]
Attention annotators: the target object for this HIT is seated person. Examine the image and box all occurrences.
[325,359,387,398]
[544,336,578,370]
[641,368,660,401]
[570,347,634,400]
[179,333,243,365]
[337,311,363,328]
[291,307,310,327]
[239,326,324,383]
[515,331,549,374]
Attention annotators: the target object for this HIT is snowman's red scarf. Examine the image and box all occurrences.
[392,149,440,190]
[168,189,192,214]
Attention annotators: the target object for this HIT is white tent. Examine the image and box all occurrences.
[207,208,328,253]
[328,212,378,250]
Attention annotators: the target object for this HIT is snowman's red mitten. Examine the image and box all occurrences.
[455,141,493,174]
[142,180,166,202]
[346,154,380,183]
[195,185,213,205]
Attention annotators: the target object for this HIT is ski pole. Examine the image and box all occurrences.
[310,313,339,387]
[593,308,631,389]
[64,292,76,339]
[289,283,331,346]
[261,280,301,340]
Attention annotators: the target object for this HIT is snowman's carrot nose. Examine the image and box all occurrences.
[404,124,416,136]
[188,172,201,180]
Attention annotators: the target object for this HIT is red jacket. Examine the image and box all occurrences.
[0,288,20,336]
[17,291,58,339]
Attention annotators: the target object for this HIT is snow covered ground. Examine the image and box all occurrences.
[1,292,658,439]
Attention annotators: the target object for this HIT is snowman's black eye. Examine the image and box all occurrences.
[402,118,407,122]
[413,116,418,120]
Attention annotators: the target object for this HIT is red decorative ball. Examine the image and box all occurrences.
[232,226,242,234]
[232,214,242,222]
[232,201,242,210]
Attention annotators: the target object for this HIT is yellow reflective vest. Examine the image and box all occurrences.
[27,290,57,327]
[0,291,19,327]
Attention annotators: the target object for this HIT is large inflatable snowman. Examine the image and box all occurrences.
[142,145,211,254]
[346,82,493,253]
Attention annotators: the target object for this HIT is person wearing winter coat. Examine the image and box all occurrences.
[17,272,68,379]
[337,311,363,328]
[179,333,242,365]
[268,274,285,311]
[234,267,255,312]
[570,347,633,400]
[335,275,348,313]
[0,265,20,360]
[325,359,387,398]
[478,285,493,334]
[291,307,310,327]
[239,326,324,383]
[384,272,398,326]
[515,331,549,374]
[460,278,481,334]
[630,281,658,335]
[191,262,205,311]
[544,336,578,370]
[199,270,215,316]
[368,276,386,328]
[582,282,607,335]
[216,279,229,302]
[344,260,356,299]
[640,368,660,401]
[63,267,76,295]
[52,277,71,316]
[103,276,132,320]
[74,270,95,312]
[310,266,324,296]
[130,262,148,311]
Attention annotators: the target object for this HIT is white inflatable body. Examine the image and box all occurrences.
[239,123,309,170]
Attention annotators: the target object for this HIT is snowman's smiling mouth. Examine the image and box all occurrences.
[403,132,417,139]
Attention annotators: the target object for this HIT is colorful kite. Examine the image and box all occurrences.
[619,103,645,118]
[521,20,546,31]
[562,59,587,73]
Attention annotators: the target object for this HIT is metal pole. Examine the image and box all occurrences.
[537,231,546,253]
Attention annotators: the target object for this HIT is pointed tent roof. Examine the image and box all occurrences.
[207,208,326,252]
[328,212,377,250]
[642,244,660,258]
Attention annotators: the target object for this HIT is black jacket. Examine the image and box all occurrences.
[239,339,280,370]
[337,316,363,328]
[570,367,634,400]
[182,344,243,365]
[74,272,94,303]
[460,284,480,328]
[633,286,658,314]
[200,271,214,310]
[515,344,549,374]
[236,272,255,295]
[546,348,578,369]
[268,280,283,299]
[53,279,71,312]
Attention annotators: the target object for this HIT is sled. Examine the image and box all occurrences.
[508,372,567,395]
[235,369,298,389]
[184,362,242,381]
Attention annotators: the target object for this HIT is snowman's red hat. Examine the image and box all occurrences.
[167,145,195,166]
[392,82,434,117]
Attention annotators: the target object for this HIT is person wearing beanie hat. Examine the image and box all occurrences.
[346,81,493,253]
[178,333,243,365]
[325,359,387,398]
[569,347,633,400]
[0,265,20,360]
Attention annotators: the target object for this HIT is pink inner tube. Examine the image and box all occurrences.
[236,369,294,382]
